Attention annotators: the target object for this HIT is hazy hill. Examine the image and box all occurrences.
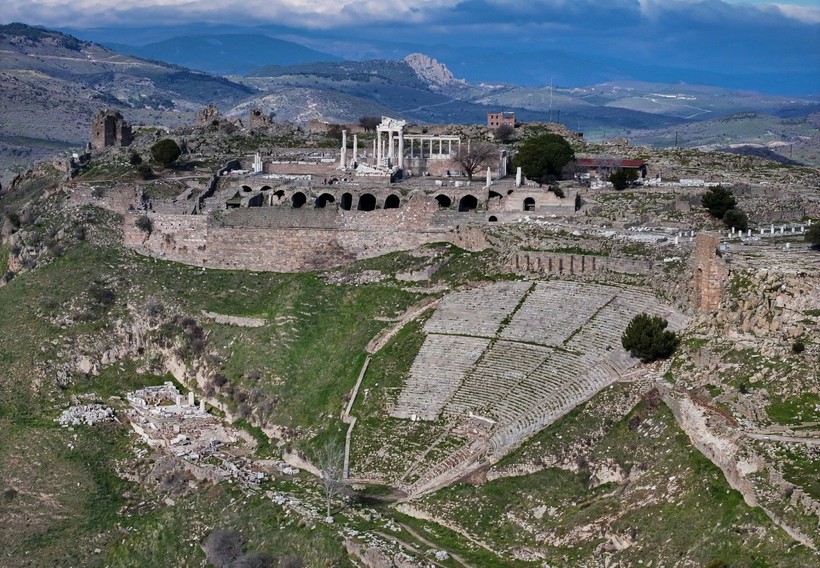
[0,23,256,183]
[107,34,341,76]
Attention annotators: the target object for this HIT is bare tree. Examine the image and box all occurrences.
[452,141,497,181]
[493,123,515,143]
[358,116,381,132]
[315,439,345,521]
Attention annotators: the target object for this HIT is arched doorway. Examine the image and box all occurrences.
[488,216,498,222]
[315,193,335,208]
[384,194,400,209]
[523,197,535,211]
[248,194,263,207]
[340,193,353,211]
[458,195,478,212]
[357,193,376,211]
[291,192,306,208]
[435,194,452,209]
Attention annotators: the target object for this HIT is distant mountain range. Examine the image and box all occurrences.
[1,23,818,184]
[106,34,341,76]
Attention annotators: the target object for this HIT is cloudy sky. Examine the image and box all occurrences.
[3,0,819,94]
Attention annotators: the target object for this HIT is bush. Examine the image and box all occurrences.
[129,152,143,165]
[722,208,748,231]
[702,185,736,219]
[135,215,153,235]
[609,168,638,191]
[621,313,680,362]
[150,138,181,166]
[137,163,154,179]
[202,528,243,568]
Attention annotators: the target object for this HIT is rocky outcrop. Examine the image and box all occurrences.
[403,53,465,89]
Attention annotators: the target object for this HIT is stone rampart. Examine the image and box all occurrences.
[124,201,485,272]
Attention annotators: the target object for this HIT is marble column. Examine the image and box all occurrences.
[340,130,347,169]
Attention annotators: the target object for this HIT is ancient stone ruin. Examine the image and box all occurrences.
[692,232,729,312]
[90,109,133,149]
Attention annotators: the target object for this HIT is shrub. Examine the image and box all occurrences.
[150,138,181,166]
[621,313,680,362]
[279,555,304,568]
[202,528,243,568]
[88,281,117,310]
[722,208,748,231]
[792,340,806,354]
[135,215,153,235]
[129,151,143,165]
[136,163,154,179]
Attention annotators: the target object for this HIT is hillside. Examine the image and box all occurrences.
[0,23,256,184]
[4,23,819,186]
[0,115,818,566]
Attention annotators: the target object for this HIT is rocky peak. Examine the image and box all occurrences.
[403,53,465,88]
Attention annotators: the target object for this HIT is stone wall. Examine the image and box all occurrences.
[508,251,652,276]
[123,199,487,272]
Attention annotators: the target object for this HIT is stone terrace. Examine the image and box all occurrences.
[423,281,531,338]
[390,335,490,421]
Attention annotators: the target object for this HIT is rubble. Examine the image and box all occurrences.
[57,404,115,426]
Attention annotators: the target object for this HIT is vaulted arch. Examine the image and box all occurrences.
[458,194,478,212]
[357,193,376,211]
[384,194,401,209]
[291,192,306,208]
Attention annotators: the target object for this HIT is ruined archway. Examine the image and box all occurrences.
[340,192,353,211]
[315,193,336,209]
[384,194,400,209]
[291,192,307,208]
[358,193,376,211]
[273,189,285,200]
[489,190,502,200]
[458,194,478,212]
[435,194,452,209]
[260,185,272,191]
[248,194,263,207]
[226,191,242,209]
[488,216,498,222]
[523,197,535,211]
[242,185,253,192]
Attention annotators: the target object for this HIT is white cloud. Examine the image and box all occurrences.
[0,0,463,28]
[773,3,820,23]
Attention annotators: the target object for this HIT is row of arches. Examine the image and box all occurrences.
[232,186,524,213]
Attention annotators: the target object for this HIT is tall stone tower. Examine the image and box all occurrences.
[90,110,133,150]
[692,232,729,312]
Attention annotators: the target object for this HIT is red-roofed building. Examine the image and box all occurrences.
[576,156,648,179]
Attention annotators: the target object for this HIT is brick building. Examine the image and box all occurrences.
[487,112,515,129]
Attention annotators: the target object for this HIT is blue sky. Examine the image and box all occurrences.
[2,1,819,94]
